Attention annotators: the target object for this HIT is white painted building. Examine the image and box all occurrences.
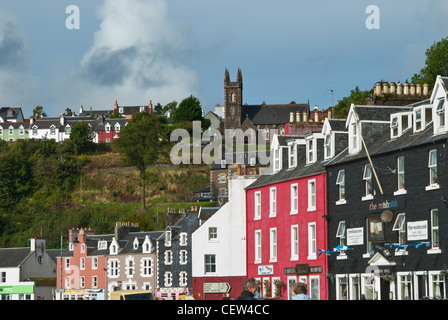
[192,175,257,299]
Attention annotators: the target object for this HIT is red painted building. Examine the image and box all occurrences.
[245,133,329,300]
[56,228,107,300]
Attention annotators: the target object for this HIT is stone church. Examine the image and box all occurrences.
[223,68,310,137]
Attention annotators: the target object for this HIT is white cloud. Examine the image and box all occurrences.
[54,0,199,111]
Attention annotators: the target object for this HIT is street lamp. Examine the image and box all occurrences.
[58,231,79,300]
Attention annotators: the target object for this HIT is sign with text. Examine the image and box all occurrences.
[203,282,231,294]
[258,265,274,275]
[347,227,364,246]
[407,221,428,241]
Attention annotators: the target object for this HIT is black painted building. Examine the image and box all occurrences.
[156,210,199,299]
[324,76,448,300]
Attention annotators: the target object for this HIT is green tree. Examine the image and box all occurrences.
[172,95,203,124]
[412,37,448,89]
[32,105,47,118]
[333,87,373,118]
[154,103,163,115]
[69,121,95,155]
[113,111,170,209]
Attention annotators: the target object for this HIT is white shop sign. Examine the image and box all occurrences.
[407,221,428,241]
[347,227,364,246]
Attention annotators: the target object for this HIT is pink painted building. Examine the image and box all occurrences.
[245,133,329,300]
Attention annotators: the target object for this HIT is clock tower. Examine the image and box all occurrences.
[224,68,243,130]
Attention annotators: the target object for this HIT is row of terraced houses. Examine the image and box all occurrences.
[0,101,154,144]
[2,72,448,300]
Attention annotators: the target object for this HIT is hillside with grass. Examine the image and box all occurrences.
[0,146,213,249]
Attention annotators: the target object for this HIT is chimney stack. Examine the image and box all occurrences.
[423,83,429,96]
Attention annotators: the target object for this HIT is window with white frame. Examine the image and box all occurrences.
[436,98,445,130]
[81,244,85,253]
[141,258,153,276]
[324,134,331,159]
[220,174,226,184]
[92,276,98,288]
[392,213,406,246]
[288,144,297,169]
[270,228,277,262]
[269,187,277,217]
[80,277,85,288]
[32,126,37,135]
[255,230,262,263]
[164,272,173,287]
[164,250,173,265]
[65,257,70,270]
[291,225,299,261]
[290,183,298,214]
[109,259,119,277]
[180,250,188,265]
[8,126,13,135]
[415,109,422,131]
[208,227,217,241]
[254,191,261,220]
[308,179,316,211]
[308,222,317,259]
[204,255,216,274]
[126,256,135,277]
[80,257,85,270]
[350,122,359,154]
[428,149,438,187]
[310,276,320,300]
[306,138,315,164]
[391,116,399,137]
[431,209,439,249]
[363,164,373,199]
[336,170,345,203]
[336,221,346,246]
[105,124,110,133]
[273,147,281,172]
[397,157,405,192]
[431,274,445,299]
[19,126,24,135]
[115,123,121,132]
[165,230,172,247]
[179,271,188,287]
[180,232,187,246]
[65,277,70,289]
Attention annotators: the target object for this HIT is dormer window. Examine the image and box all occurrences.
[306,138,315,164]
[7,109,13,117]
[105,123,111,133]
[50,125,56,135]
[115,123,121,133]
[349,122,360,154]
[324,134,331,159]
[415,109,422,131]
[288,143,297,169]
[436,98,445,131]
[65,125,71,135]
[273,147,281,172]
[98,241,107,250]
[142,236,152,253]
[165,230,172,247]
[19,126,24,135]
[391,117,398,137]
[133,238,139,250]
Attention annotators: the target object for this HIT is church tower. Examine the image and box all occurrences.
[224,68,243,130]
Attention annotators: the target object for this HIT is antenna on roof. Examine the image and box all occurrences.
[327,89,334,107]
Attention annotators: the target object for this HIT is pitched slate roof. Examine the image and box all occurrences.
[241,103,309,126]
[0,247,31,268]
[245,135,326,190]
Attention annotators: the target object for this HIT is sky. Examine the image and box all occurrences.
[0,0,448,119]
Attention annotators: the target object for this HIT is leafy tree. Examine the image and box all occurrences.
[412,37,448,89]
[69,121,95,155]
[154,103,163,115]
[333,87,373,118]
[109,110,124,119]
[162,101,177,116]
[32,105,47,118]
[113,111,170,209]
[172,95,203,124]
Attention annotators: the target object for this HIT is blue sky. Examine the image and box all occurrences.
[0,0,447,118]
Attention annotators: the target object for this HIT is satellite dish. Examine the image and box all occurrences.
[381,210,393,222]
